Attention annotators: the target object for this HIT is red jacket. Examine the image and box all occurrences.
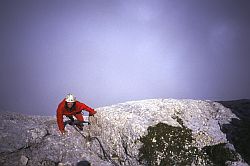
[56,99,96,132]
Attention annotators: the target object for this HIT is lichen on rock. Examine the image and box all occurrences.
[138,121,211,165]
[138,120,244,166]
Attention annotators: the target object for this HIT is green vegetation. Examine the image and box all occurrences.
[139,122,202,165]
[202,143,238,166]
[139,120,239,166]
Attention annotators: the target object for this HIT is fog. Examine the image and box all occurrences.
[0,0,250,115]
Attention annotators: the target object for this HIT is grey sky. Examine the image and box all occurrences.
[0,0,250,115]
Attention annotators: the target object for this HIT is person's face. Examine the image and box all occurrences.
[67,102,74,108]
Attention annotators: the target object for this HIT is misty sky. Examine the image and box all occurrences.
[0,0,250,116]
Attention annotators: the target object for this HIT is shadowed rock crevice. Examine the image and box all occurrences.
[218,99,250,165]
[202,143,239,166]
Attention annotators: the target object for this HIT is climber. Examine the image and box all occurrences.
[56,93,96,135]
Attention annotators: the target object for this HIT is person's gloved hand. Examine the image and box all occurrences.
[90,110,97,116]
[61,130,68,136]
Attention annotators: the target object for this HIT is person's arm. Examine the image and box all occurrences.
[56,105,65,133]
[79,101,97,116]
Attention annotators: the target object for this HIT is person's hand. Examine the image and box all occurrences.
[90,110,97,116]
[61,130,68,136]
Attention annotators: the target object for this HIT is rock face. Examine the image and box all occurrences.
[0,99,249,166]
[218,99,250,165]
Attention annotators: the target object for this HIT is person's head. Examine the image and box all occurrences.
[65,93,76,109]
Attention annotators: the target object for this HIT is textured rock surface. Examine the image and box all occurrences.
[0,99,249,165]
[0,111,112,166]
[218,99,250,165]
